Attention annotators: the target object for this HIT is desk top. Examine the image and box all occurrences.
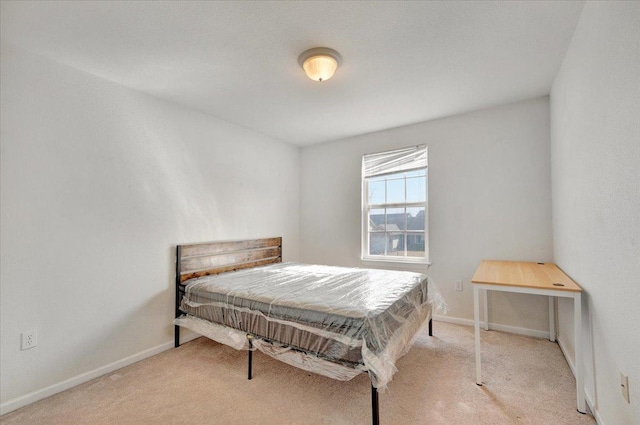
[471,260,582,292]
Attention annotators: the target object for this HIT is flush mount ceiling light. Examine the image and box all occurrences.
[298,47,342,82]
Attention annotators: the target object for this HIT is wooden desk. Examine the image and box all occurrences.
[471,260,585,413]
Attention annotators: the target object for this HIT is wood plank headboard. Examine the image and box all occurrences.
[176,237,282,284]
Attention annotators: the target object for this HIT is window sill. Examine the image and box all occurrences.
[361,257,431,272]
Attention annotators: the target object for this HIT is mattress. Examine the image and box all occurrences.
[178,262,432,387]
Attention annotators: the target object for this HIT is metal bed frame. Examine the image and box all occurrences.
[174,237,432,425]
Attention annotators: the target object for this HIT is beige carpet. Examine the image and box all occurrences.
[1,322,595,425]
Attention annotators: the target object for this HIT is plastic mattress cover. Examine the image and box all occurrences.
[176,262,445,389]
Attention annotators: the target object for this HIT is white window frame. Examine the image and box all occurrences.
[361,145,429,265]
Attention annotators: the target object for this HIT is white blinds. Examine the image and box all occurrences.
[363,145,427,178]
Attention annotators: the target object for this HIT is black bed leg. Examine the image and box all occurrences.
[248,336,253,380]
[371,385,379,425]
[428,318,433,337]
[175,245,183,349]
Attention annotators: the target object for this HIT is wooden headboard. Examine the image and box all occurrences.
[174,237,282,347]
[176,237,282,284]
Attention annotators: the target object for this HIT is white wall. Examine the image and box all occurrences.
[0,45,300,409]
[300,97,553,333]
[550,2,640,424]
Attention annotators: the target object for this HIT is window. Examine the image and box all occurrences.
[362,145,428,263]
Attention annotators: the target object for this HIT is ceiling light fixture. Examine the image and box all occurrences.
[298,47,342,82]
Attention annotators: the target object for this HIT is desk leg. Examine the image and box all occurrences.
[574,293,586,413]
[483,289,489,330]
[474,285,482,385]
[549,296,556,342]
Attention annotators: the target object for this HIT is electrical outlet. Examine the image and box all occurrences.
[621,372,630,403]
[21,330,37,350]
[455,280,463,291]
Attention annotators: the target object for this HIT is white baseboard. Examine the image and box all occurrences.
[556,335,576,377]
[585,391,606,425]
[0,331,200,416]
[433,315,550,339]
[557,335,603,423]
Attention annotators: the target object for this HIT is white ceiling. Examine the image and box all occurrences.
[1,1,585,146]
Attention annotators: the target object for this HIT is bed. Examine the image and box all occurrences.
[174,237,435,425]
